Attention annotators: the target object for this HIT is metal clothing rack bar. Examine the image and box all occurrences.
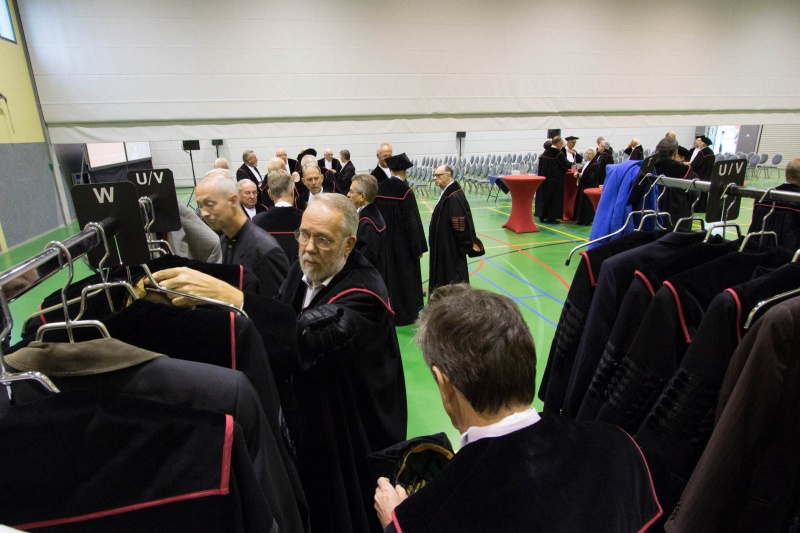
[0,218,116,397]
[653,176,800,206]
[0,218,116,304]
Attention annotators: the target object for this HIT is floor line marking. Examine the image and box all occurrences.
[482,257,565,305]
[477,232,571,290]
[476,273,558,328]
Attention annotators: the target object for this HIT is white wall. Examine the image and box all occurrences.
[16,0,800,185]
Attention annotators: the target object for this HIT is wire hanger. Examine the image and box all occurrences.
[35,241,111,342]
[0,281,61,398]
[738,187,779,252]
[139,264,249,318]
[140,196,175,258]
[565,173,662,266]
[672,178,706,233]
[705,182,742,242]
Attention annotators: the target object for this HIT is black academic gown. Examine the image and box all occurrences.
[318,157,342,174]
[372,164,390,183]
[357,202,391,284]
[338,161,356,192]
[253,205,304,265]
[535,146,572,222]
[652,158,700,230]
[625,145,645,160]
[375,176,428,326]
[295,181,336,211]
[687,146,715,212]
[387,415,662,533]
[243,251,407,533]
[428,181,476,292]
[574,152,612,225]
[747,182,800,250]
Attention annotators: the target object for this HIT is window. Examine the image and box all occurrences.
[1,0,16,43]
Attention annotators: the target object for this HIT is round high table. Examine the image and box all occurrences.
[563,169,578,220]
[584,187,603,212]
[501,175,546,233]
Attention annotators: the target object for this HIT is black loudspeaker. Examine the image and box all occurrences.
[211,139,223,146]
[182,140,200,151]
[456,131,466,139]
[547,129,561,139]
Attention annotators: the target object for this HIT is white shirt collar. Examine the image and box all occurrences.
[243,205,257,218]
[301,273,336,309]
[274,200,292,207]
[437,180,456,201]
[382,166,392,178]
[459,407,541,448]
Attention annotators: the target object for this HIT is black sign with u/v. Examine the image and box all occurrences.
[706,158,747,223]
[127,168,181,232]
[71,182,150,268]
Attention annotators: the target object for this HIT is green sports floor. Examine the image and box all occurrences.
[0,177,775,448]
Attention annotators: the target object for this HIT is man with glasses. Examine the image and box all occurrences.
[151,193,407,533]
[428,165,480,291]
[348,173,390,283]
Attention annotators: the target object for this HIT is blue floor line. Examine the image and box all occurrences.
[475,272,558,329]
[482,257,565,305]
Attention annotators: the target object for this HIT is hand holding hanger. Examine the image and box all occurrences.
[148,267,245,309]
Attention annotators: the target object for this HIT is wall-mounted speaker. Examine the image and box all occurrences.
[456,131,466,139]
[547,129,561,139]
[211,139,223,146]
[182,140,200,151]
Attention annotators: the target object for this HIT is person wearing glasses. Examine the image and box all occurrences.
[347,173,391,283]
[428,165,480,292]
[194,169,289,296]
[151,193,407,533]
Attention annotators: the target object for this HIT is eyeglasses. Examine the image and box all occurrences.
[294,229,337,250]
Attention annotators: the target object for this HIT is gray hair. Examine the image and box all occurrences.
[339,149,351,161]
[351,173,378,203]
[266,156,285,173]
[417,284,537,414]
[601,141,612,152]
[302,162,321,176]
[267,169,293,198]
[376,143,391,156]
[314,193,358,238]
[655,137,679,160]
[242,150,255,164]
[236,179,257,192]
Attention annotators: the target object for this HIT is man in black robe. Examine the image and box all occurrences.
[236,149,266,205]
[348,173,391,284]
[574,146,613,225]
[535,135,572,223]
[375,152,428,326]
[687,135,715,212]
[254,169,304,264]
[152,193,407,533]
[374,285,662,533]
[372,142,393,183]
[747,157,800,249]
[338,149,357,192]
[652,136,700,230]
[428,164,478,292]
[296,162,335,211]
[624,138,645,160]
[196,169,289,296]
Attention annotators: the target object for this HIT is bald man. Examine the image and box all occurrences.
[371,143,393,183]
[214,157,229,169]
[318,148,342,174]
[196,169,289,296]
